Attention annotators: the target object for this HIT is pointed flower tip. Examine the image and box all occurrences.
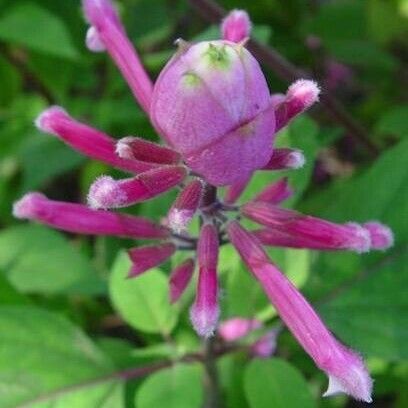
[35,106,67,134]
[87,175,127,210]
[364,222,394,250]
[86,26,106,52]
[190,305,220,338]
[323,358,373,403]
[12,192,45,219]
[221,9,252,43]
[287,79,320,109]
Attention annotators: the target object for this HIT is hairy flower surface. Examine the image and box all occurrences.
[13,0,394,402]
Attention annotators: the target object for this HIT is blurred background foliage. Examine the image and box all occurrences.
[0,0,407,407]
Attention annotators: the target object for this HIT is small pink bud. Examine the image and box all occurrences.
[242,202,371,253]
[254,177,294,204]
[83,0,153,113]
[151,40,274,185]
[86,26,106,52]
[87,166,186,209]
[35,106,154,174]
[13,192,168,239]
[227,222,373,403]
[190,224,219,337]
[262,148,306,170]
[115,136,181,165]
[363,222,394,250]
[169,258,195,304]
[168,179,203,233]
[224,176,251,204]
[275,79,320,131]
[218,318,262,342]
[128,243,176,278]
[250,329,279,358]
[221,10,252,43]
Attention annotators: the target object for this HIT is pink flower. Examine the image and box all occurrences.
[13,3,394,402]
[218,318,262,341]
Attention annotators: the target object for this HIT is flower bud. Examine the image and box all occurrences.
[151,41,274,185]
[221,10,252,43]
[219,318,262,342]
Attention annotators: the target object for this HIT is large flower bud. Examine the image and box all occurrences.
[151,40,275,186]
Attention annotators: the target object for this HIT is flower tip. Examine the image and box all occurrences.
[190,305,220,338]
[12,192,45,219]
[35,106,67,134]
[167,209,190,233]
[221,9,252,43]
[115,137,134,159]
[287,149,306,169]
[323,373,373,403]
[364,222,394,250]
[85,26,106,52]
[87,175,126,209]
[287,79,320,109]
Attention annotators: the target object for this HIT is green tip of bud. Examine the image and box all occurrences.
[205,43,230,69]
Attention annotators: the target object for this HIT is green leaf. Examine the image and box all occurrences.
[320,249,408,360]
[375,105,408,139]
[0,305,124,407]
[0,225,104,295]
[0,2,79,59]
[244,359,316,408]
[109,252,178,335]
[0,274,30,305]
[135,364,203,408]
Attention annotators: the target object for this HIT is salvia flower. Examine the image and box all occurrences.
[13,1,394,402]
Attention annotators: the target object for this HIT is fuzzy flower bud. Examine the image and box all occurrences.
[221,10,252,43]
[86,26,106,52]
[363,222,394,250]
[262,148,306,170]
[151,40,275,186]
[254,177,294,204]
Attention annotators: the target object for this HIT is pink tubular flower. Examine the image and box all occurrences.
[250,329,279,359]
[218,318,262,342]
[227,221,373,402]
[13,4,394,402]
[190,223,220,337]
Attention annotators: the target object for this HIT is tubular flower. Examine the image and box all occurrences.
[13,2,394,402]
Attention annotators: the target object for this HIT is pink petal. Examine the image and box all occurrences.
[35,106,155,174]
[254,177,294,204]
[227,221,373,403]
[128,243,176,277]
[83,0,153,113]
[13,192,168,239]
[87,166,186,209]
[363,222,394,250]
[190,223,220,337]
[169,258,195,304]
[168,179,203,233]
[116,136,181,165]
[242,202,371,253]
[261,148,305,170]
[219,318,262,342]
[221,10,252,43]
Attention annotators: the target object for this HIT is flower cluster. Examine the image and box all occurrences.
[13,1,394,403]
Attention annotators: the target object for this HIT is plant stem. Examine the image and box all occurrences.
[188,0,380,157]
[203,337,222,408]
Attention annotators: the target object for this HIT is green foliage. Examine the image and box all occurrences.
[109,252,178,335]
[244,359,316,408]
[135,364,203,408]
